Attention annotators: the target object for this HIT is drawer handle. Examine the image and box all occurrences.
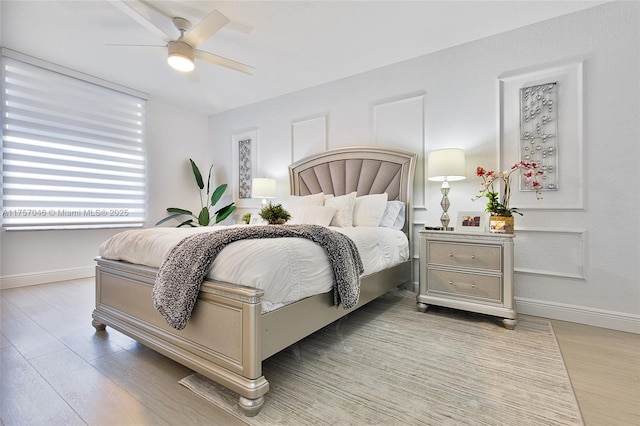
[448,281,476,289]
[448,253,477,260]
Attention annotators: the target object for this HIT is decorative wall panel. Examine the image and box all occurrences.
[291,115,327,163]
[231,129,258,207]
[520,82,558,191]
[499,61,584,210]
[372,92,427,208]
[514,228,586,279]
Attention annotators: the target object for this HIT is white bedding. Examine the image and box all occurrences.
[99,225,409,312]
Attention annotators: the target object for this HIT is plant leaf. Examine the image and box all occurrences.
[167,207,193,216]
[206,165,214,200]
[211,183,227,206]
[214,204,236,223]
[190,159,204,190]
[155,213,183,226]
[177,219,196,227]
[198,207,210,226]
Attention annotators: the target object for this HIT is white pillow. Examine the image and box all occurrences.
[283,193,325,223]
[294,205,336,227]
[353,193,388,226]
[379,200,406,230]
[324,192,357,227]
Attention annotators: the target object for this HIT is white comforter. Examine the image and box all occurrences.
[99,225,409,312]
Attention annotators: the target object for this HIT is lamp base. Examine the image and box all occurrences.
[438,182,452,231]
[439,226,455,231]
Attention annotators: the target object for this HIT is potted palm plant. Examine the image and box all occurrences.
[156,159,236,227]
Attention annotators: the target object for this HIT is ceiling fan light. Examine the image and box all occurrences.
[167,41,195,72]
[168,53,194,72]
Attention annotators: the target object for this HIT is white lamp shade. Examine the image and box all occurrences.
[427,148,467,182]
[252,178,276,199]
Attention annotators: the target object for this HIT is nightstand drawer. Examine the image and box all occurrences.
[427,269,501,301]
[428,242,501,271]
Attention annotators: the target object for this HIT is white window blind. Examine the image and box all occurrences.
[1,50,147,230]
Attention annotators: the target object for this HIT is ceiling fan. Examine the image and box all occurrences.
[110,0,255,75]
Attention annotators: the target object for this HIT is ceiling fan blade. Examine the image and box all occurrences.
[195,50,255,75]
[110,0,175,40]
[187,69,201,83]
[159,1,253,35]
[182,10,230,49]
[226,21,254,34]
[107,44,165,48]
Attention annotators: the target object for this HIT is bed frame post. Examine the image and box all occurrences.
[92,258,271,416]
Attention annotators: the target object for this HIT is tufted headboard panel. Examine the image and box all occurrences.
[289,146,417,235]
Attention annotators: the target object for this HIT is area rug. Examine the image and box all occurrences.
[180,290,583,425]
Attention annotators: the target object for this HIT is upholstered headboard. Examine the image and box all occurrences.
[288,146,417,235]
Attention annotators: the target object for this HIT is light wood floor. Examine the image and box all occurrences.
[1,278,638,425]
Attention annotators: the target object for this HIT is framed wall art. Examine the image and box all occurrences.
[498,60,584,210]
[231,129,258,207]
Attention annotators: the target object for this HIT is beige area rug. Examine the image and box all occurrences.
[179,291,583,425]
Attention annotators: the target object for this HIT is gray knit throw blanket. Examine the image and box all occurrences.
[153,224,364,330]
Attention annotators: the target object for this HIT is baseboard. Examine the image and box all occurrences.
[0,266,95,289]
[516,297,640,334]
[410,281,639,333]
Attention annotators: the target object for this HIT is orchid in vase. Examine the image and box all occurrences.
[473,161,544,217]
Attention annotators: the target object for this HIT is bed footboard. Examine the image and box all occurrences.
[92,257,411,417]
[92,257,269,416]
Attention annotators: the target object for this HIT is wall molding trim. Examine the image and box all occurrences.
[0,266,94,289]
[498,60,585,211]
[371,91,427,208]
[291,114,328,163]
[514,227,587,279]
[516,296,639,334]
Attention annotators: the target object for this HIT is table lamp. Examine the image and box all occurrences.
[427,148,466,230]
[252,178,276,206]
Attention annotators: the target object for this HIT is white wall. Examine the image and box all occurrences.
[0,98,209,288]
[145,100,209,227]
[209,2,639,332]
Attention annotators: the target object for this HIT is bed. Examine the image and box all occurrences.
[92,146,416,416]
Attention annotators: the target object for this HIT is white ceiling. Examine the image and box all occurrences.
[1,1,605,115]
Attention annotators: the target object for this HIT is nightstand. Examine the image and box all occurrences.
[417,230,517,329]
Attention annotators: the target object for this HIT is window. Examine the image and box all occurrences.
[1,49,147,230]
